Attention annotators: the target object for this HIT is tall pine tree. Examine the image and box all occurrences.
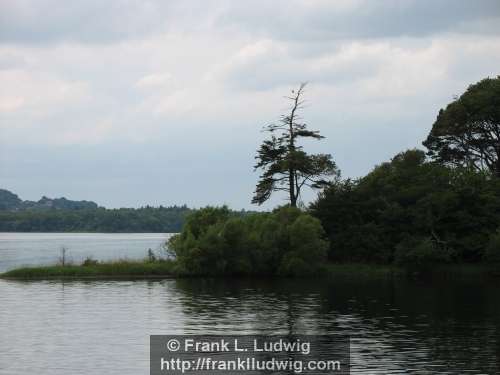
[252,83,339,207]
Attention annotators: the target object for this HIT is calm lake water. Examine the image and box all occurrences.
[0,234,499,374]
[0,232,173,272]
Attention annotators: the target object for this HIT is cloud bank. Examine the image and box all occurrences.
[1,0,499,209]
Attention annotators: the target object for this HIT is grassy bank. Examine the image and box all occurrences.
[0,260,177,279]
[1,261,497,280]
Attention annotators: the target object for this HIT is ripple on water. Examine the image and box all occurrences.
[0,277,498,374]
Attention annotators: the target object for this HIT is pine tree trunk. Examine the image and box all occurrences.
[289,169,296,207]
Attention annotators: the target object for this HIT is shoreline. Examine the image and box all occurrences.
[0,260,177,280]
[1,262,498,281]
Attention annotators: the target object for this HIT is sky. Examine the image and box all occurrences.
[1,0,500,210]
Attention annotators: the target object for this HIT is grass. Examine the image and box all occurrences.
[1,260,498,280]
[0,259,177,279]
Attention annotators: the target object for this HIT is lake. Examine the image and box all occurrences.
[0,234,499,374]
[0,232,173,273]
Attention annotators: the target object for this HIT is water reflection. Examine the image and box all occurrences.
[169,278,500,374]
[0,276,498,374]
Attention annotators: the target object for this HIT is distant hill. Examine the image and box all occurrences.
[0,189,99,211]
[0,189,255,233]
[0,188,194,232]
[0,189,191,232]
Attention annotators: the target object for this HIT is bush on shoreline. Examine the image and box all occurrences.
[167,206,329,276]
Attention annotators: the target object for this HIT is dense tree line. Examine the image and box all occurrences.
[310,77,500,267]
[310,150,500,266]
[0,206,192,233]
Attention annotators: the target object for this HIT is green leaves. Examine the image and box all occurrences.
[311,149,500,264]
[168,206,329,276]
[423,76,500,176]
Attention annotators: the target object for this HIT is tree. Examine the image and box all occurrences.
[167,206,329,276]
[252,83,339,207]
[310,149,500,264]
[423,76,500,176]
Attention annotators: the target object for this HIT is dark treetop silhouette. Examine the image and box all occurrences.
[423,76,500,177]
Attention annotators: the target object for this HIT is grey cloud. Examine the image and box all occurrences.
[220,44,382,92]
[2,0,500,45]
[0,53,28,70]
[217,0,500,41]
[0,0,176,44]
[1,1,500,209]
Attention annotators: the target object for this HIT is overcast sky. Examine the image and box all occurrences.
[1,0,500,209]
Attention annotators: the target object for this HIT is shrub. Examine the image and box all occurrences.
[278,214,329,276]
[167,206,329,276]
[485,231,500,263]
[81,256,99,266]
[394,236,450,270]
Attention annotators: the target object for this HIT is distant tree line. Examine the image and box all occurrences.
[0,206,192,233]
[0,189,98,211]
[0,203,260,233]
[0,189,197,232]
[0,206,191,233]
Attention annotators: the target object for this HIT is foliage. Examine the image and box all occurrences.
[168,206,329,276]
[82,256,99,266]
[423,76,500,176]
[253,83,339,207]
[0,205,192,232]
[485,231,500,263]
[394,236,450,270]
[311,149,500,264]
[0,188,98,211]
[0,189,23,210]
[146,248,157,262]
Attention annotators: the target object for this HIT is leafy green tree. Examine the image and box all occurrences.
[423,76,500,176]
[168,206,329,276]
[252,83,339,207]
